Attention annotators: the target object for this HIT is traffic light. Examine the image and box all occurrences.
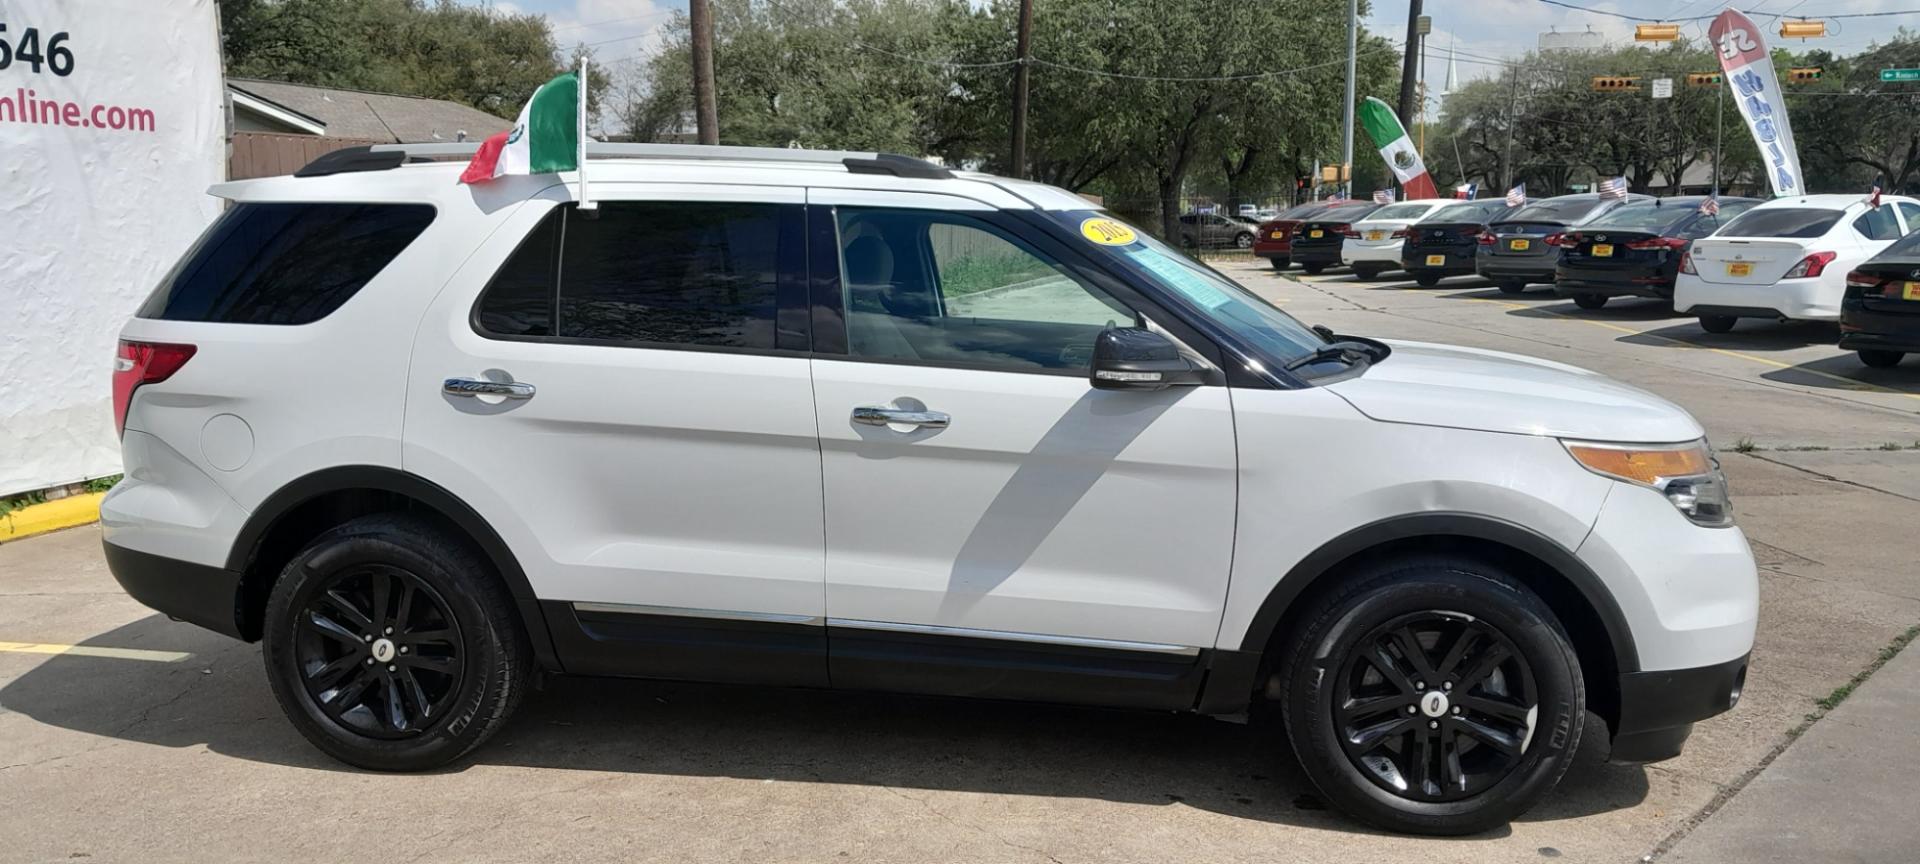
[1687,72,1723,87]
[1634,23,1680,42]
[1780,20,1828,39]
[1788,67,1823,83]
[1591,76,1641,92]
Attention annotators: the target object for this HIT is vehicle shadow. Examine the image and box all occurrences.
[1758,352,1920,394]
[1363,277,1493,291]
[1615,320,1841,354]
[1505,300,1682,322]
[1,616,1651,833]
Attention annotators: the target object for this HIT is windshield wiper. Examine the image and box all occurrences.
[1283,340,1379,371]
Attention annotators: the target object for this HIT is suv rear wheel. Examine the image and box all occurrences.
[1858,349,1905,368]
[1277,557,1584,835]
[262,514,530,771]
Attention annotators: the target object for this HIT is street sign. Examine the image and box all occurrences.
[1569,183,1590,192]
[1652,78,1674,99]
[1881,68,1920,82]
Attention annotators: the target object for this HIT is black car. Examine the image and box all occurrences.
[1289,201,1383,275]
[1554,196,1761,309]
[1477,193,1650,293]
[1400,200,1513,287]
[1840,231,1920,368]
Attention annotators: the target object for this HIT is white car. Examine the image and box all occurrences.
[1675,193,1920,332]
[104,142,1755,836]
[1340,199,1456,280]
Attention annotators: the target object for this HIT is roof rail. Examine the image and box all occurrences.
[292,142,954,180]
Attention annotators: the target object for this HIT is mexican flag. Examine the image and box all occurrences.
[1357,97,1438,200]
[461,71,582,184]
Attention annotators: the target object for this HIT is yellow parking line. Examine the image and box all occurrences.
[1463,297,1920,400]
[0,641,191,662]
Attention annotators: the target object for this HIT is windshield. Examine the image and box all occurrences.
[1053,211,1324,372]
[1582,201,1691,233]
[1423,201,1507,224]
[1719,207,1843,239]
[1368,202,1436,221]
[1503,198,1598,224]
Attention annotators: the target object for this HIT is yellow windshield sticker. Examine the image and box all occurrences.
[1080,217,1139,246]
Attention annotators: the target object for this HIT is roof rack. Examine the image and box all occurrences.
[293,142,953,180]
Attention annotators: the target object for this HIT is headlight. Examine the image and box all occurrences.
[1563,439,1734,528]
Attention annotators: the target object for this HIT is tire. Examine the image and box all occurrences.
[1277,557,1584,836]
[1571,294,1607,310]
[1235,232,1255,249]
[1353,264,1386,281]
[1414,273,1442,288]
[1302,263,1327,276]
[1859,349,1906,368]
[262,514,531,772]
[1495,280,1528,294]
[1270,257,1291,271]
[1698,315,1737,334]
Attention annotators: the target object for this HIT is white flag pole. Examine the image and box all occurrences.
[577,55,596,211]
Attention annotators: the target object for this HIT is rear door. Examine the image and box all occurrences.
[804,189,1237,707]
[404,185,828,685]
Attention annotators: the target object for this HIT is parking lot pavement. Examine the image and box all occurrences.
[4,262,1918,863]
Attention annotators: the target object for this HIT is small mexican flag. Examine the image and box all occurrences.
[461,70,582,184]
[1357,97,1438,200]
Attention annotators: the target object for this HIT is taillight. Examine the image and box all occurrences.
[1679,251,1696,274]
[112,340,196,438]
[1845,269,1892,296]
[1390,228,1410,239]
[1783,251,1837,279]
[1544,232,1569,248]
[1625,236,1689,251]
[1476,230,1494,246]
[1336,224,1358,239]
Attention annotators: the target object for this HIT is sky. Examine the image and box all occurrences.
[467,0,1920,101]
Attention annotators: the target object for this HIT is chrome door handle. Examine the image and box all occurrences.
[443,378,536,399]
[852,405,949,429]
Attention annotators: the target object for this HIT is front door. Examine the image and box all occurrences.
[804,190,1238,708]
[404,186,827,686]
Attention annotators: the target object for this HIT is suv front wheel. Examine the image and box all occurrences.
[262,514,530,771]
[1278,557,1584,835]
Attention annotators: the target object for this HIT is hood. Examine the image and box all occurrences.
[1324,340,1703,442]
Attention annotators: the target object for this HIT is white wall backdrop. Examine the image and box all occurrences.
[0,0,225,495]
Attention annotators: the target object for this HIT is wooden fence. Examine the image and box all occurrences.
[228,132,388,180]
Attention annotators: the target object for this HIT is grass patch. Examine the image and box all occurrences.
[938,252,1060,298]
[0,474,122,519]
[1810,623,1920,716]
[1879,442,1905,451]
[1732,437,1757,453]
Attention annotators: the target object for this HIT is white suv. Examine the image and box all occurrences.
[103,143,1756,836]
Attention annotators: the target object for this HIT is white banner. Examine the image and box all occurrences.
[0,1,224,495]
[1710,8,1804,197]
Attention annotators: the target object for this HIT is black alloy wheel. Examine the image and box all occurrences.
[1332,612,1537,803]
[295,565,465,738]
[263,514,530,771]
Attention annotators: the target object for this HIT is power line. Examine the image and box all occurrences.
[551,9,677,34]
[1025,55,1350,82]
[1536,0,1920,23]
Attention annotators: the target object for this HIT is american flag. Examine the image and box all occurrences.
[1453,183,1478,200]
[1869,175,1884,209]
[1505,183,1527,207]
[1372,189,1396,204]
[1699,196,1720,216]
[1598,176,1629,201]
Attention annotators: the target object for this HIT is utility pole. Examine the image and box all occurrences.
[1713,81,1724,195]
[1501,68,1520,189]
[1340,0,1357,199]
[1396,0,1422,125]
[690,0,719,145]
[1009,0,1034,179]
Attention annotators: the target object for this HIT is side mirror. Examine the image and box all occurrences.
[1089,327,1204,391]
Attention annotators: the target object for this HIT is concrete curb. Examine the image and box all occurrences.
[0,492,105,544]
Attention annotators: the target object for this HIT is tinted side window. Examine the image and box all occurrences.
[474,210,560,337]
[1899,202,1920,231]
[1853,206,1901,241]
[140,203,434,324]
[557,202,780,348]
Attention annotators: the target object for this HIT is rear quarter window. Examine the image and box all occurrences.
[139,202,435,324]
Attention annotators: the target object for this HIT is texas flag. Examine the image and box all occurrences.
[1358,97,1439,200]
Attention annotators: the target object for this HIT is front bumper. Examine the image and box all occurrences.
[103,540,246,639]
[1611,653,1750,763]
[1675,275,1841,321]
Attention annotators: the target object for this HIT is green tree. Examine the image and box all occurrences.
[218,0,602,120]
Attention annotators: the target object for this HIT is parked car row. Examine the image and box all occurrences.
[1272,191,1920,369]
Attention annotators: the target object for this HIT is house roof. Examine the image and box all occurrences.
[227,78,512,143]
